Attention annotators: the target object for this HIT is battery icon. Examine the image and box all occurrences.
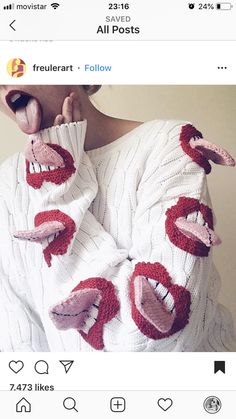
[216,2,233,9]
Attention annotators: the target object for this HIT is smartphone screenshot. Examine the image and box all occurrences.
[0,1,235,417]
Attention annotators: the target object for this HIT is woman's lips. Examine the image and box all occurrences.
[50,277,120,350]
[25,143,76,189]
[130,262,191,340]
[165,196,220,257]
[6,90,29,112]
[5,90,42,134]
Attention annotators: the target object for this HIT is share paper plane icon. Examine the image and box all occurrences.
[59,360,74,373]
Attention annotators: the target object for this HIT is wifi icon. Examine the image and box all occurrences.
[51,3,60,9]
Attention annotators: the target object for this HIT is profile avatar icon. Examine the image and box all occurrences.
[203,396,222,414]
[7,58,26,78]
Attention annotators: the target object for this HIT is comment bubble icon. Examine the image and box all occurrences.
[34,360,49,375]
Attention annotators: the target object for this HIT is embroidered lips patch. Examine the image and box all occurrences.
[14,209,76,267]
[180,124,235,174]
[165,196,221,257]
[130,262,191,340]
[25,137,76,189]
[50,277,120,350]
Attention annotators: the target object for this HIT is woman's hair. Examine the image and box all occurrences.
[82,85,101,96]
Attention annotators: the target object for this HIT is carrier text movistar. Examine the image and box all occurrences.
[11,3,48,10]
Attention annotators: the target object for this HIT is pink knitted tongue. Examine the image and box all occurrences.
[175,217,221,246]
[13,220,65,243]
[15,97,42,134]
[135,276,174,333]
[190,137,235,166]
[25,137,65,167]
[49,289,100,330]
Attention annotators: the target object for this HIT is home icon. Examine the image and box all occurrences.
[16,397,31,413]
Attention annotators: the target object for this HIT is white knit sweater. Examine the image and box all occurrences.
[0,119,235,352]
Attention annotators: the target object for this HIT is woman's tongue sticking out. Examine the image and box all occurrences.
[15,96,42,134]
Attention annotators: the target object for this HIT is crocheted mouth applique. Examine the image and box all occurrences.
[49,278,120,350]
[130,262,191,340]
[14,209,76,267]
[165,196,221,257]
[180,124,235,174]
[25,136,76,189]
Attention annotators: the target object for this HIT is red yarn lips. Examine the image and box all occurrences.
[50,278,120,350]
[25,137,76,189]
[14,210,76,267]
[130,262,191,340]
[165,197,221,257]
[180,124,235,174]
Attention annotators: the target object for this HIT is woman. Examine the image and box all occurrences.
[0,85,235,351]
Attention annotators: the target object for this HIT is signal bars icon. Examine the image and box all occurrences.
[3,3,14,9]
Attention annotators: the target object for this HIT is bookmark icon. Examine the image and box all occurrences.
[214,361,226,374]
[59,360,74,374]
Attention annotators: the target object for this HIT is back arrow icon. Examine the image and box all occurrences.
[10,20,16,31]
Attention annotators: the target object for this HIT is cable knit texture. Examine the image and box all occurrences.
[0,119,235,352]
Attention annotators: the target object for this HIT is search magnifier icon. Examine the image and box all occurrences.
[63,397,78,412]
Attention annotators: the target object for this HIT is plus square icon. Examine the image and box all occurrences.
[110,397,126,412]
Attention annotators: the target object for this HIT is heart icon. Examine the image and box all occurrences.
[9,360,24,374]
[157,398,173,411]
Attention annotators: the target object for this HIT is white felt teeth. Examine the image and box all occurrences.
[42,232,60,249]
[47,235,56,244]
[147,278,156,288]
[89,306,99,319]
[147,278,175,313]
[29,162,57,173]
[81,317,97,334]
[80,296,101,334]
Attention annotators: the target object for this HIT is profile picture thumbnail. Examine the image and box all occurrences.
[7,58,26,78]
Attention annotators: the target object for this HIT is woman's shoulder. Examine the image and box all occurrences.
[121,118,197,150]
[87,118,193,159]
[120,118,192,134]
[130,118,199,162]
[140,118,195,142]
